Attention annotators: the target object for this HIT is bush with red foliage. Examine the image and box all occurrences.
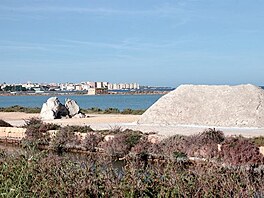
[131,136,158,155]
[23,118,60,146]
[50,126,81,153]
[187,128,225,158]
[82,132,103,152]
[157,135,188,157]
[219,136,264,165]
[100,130,142,157]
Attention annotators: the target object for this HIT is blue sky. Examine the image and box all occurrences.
[0,0,264,87]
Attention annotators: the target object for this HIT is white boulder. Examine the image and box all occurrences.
[40,97,85,120]
[40,97,61,120]
[65,98,80,117]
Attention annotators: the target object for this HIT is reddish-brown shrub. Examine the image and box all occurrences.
[50,126,81,153]
[187,128,225,158]
[23,118,59,146]
[131,136,154,154]
[100,130,142,157]
[100,134,129,157]
[219,136,264,165]
[83,132,103,152]
[156,135,189,158]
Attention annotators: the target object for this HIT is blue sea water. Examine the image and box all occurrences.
[0,94,163,110]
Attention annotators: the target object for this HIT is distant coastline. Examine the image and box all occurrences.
[0,90,171,96]
[0,94,162,110]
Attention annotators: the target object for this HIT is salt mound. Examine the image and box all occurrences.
[138,84,264,128]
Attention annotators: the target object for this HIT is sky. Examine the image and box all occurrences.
[0,0,264,87]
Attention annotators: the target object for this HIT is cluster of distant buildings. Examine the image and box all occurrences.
[0,81,140,95]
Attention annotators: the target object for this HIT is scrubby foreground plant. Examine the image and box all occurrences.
[0,149,263,197]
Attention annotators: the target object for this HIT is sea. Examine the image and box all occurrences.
[0,94,163,110]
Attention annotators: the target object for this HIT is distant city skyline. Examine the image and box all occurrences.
[1,0,264,87]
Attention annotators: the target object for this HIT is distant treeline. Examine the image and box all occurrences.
[0,105,145,115]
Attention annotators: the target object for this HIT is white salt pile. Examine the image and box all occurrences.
[138,84,264,128]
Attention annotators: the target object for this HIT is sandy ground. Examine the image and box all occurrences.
[0,112,264,138]
[0,112,140,127]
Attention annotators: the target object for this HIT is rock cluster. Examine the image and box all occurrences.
[138,84,264,128]
[40,97,85,120]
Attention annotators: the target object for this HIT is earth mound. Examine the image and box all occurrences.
[137,84,264,128]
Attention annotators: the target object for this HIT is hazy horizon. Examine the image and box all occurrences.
[1,0,264,87]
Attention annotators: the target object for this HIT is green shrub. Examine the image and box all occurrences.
[104,108,120,114]
[81,107,145,114]
[121,108,145,115]
[173,151,188,159]
[252,136,264,147]
[63,125,94,133]
[81,107,103,114]
[0,105,41,113]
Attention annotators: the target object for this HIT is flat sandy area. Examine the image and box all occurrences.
[0,112,263,138]
[0,112,140,127]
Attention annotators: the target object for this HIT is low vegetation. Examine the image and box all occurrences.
[0,149,263,197]
[22,118,60,148]
[1,119,263,196]
[220,136,264,165]
[0,105,41,113]
[81,107,145,115]
[0,105,145,115]
[21,119,264,165]
[253,136,264,147]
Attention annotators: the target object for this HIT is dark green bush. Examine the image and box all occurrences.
[173,151,188,159]
[81,107,103,114]
[121,108,145,115]
[80,107,145,114]
[0,105,41,113]
[104,108,120,114]
[63,125,94,133]
[252,136,264,147]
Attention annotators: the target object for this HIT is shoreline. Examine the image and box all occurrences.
[0,91,169,97]
[1,112,264,138]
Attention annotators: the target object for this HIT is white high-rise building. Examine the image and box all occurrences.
[113,83,118,90]
[108,83,113,90]
[102,82,108,88]
[95,82,102,89]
